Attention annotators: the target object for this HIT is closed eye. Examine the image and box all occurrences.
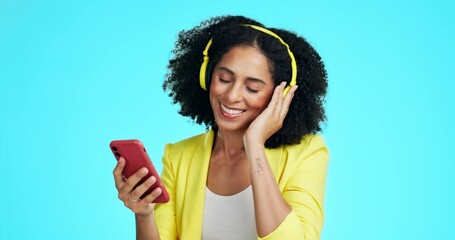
[246,86,259,93]
[219,78,231,83]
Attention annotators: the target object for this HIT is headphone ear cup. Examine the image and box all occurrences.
[199,56,214,91]
[205,65,212,91]
[199,56,209,91]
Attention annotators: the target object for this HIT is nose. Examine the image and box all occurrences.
[226,82,243,102]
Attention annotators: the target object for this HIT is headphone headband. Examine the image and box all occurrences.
[199,24,297,96]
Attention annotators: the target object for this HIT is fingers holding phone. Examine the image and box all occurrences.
[110,140,170,216]
[125,173,159,203]
[122,169,159,215]
[120,167,149,198]
[113,157,127,189]
[113,158,164,216]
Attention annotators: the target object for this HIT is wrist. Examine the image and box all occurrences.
[243,133,265,147]
[135,211,154,220]
[243,135,266,158]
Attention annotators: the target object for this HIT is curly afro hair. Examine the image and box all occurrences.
[163,15,328,148]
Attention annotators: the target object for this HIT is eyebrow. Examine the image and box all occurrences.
[216,66,267,85]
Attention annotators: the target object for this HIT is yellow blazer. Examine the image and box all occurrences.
[154,130,329,240]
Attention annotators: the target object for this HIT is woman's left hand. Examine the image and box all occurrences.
[244,81,298,144]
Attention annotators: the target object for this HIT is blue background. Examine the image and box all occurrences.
[1,0,453,239]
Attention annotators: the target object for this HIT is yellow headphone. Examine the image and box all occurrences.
[199,24,297,96]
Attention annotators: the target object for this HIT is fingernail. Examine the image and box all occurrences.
[151,176,156,182]
[145,178,152,184]
[140,168,148,174]
[119,159,126,166]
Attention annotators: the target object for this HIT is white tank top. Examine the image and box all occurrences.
[202,186,257,240]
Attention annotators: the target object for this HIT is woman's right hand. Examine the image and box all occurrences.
[113,157,163,216]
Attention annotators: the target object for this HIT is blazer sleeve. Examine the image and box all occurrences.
[260,135,329,240]
[154,144,178,239]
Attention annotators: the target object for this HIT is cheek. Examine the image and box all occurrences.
[209,82,224,111]
[248,94,272,110]
[209,79,223,97]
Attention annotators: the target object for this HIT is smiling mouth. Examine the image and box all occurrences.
[220,103,245,118]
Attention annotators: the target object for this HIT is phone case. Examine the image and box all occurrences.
[110,139,170,203]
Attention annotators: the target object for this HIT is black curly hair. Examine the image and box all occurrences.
[163,15,328,148]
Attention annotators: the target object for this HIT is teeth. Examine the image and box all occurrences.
[221,104,244,115]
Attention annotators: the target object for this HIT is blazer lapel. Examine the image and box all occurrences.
[181,130,214,240]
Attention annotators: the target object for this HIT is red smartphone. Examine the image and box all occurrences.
[110,139,169,203]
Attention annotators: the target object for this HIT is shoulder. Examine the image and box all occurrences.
[265,134,328,172]
[163,130,214,157]
[267,134,329,190]
[282,134,328,157]
[280,134,329,170]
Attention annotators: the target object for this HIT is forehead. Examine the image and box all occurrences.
[216,46,273,83]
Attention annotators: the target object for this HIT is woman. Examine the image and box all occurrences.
[113,15,329,240]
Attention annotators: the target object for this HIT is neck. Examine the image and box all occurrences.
[213,129,246,160]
